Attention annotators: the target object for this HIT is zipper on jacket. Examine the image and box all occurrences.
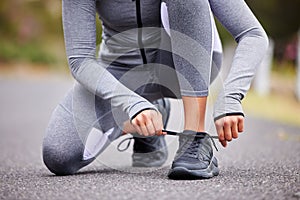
[134,0,148,64]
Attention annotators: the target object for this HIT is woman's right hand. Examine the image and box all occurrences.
[131,109,165,137]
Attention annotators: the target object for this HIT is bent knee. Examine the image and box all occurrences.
[42,144,83,176]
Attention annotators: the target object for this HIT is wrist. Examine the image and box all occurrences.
[214,112,245,122]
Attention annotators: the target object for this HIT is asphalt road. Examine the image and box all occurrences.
[0,76,299,200]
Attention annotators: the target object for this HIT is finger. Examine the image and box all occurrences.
[131,118,142,134]
[161,131,167,135]
[139,124,149,136]
[152,112,164,135]
[238,116,244,132]
[220,140,227,147]
[132,117,149,136]
[155,128,164,136]
[139,112,151,136]
[223,120,232,141]
[132,122,143,136]
[216,124,227,148]
[145,121,156,136]
[215,119,225,141]
[157,129,167,136]
[231,119,239,139]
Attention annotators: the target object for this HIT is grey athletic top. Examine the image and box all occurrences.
[62,0,268,120]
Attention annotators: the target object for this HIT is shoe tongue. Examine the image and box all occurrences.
[182,130,207,137]
[178,131,202,158]
[180,130,201,145]
[178,130,208,149]
[182,130,197,135]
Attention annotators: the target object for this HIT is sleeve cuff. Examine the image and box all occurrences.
[213,94,244,121]
[128,101,158,120]
[214,112,245,122]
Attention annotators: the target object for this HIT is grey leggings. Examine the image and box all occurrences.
[43,83,124,175]
[43,0,269,175]
[42,7,225,176]
[42,46,222,176]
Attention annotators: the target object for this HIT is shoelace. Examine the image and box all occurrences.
[117,130,219,152]
[178,133,216,160]
[117,137,134,152]
[165,130,218,152]
[180,136,201,157]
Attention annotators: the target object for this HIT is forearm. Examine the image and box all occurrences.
[213,28,268,119]
[62,0,157,120]
[72,58,158,119]
[209,0,269,119]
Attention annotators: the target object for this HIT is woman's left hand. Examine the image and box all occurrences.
[214,115,244,147]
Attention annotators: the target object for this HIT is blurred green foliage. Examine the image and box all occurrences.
[0,1,63,64]
[0,0,103,65]
[0,39,56,63]
[0,0,298,66]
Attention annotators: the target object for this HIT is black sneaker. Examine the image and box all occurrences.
[132,98,170,167]
[117,98,170,167]
[168,130,219,179]
[131,135,168,167]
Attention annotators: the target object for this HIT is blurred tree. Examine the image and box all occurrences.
[246,0,300,41]
[246,0,300,63]
[216,0,299,64]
